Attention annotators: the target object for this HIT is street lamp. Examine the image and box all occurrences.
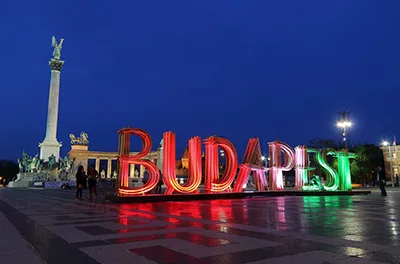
[337,111,352,149]
[382,140,395,187]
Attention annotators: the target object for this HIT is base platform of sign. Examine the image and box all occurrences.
[105,190,371,203]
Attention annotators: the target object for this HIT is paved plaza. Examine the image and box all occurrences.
[0,188,399,264]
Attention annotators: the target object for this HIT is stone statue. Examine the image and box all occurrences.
[17,159,23,173]
[81,132,89,144]
[37,159,45,172]
[100,170,105,178]
[48,154,56,169]
[66,156,74,172]
[29,154,39,173]
[310,175,323,191]
[19,151,29,172]
[51,36,64,60]
[12,151,62,185]
[59,155,73,173]
[112,170,117,178]
[70,131,89,145]
[69,134,79,145]
[22,150,29,162]
[134,169,139,178]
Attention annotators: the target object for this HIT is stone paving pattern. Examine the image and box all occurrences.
[0,188,399,264]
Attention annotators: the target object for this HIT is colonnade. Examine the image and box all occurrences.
[90,157,157,178]
[69,144,161,179]
[91,157,116,178]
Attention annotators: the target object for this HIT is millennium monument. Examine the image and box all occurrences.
[9,37,74,188]
[39,36,64,161]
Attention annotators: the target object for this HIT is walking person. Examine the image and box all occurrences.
[87,165,99,201]
[376,166,387,197]
[76,165,86,200]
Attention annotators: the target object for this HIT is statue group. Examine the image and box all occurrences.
[17,150,74,176]
[69,131,89,145]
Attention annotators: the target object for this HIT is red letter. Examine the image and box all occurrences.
[162,131,202,194]
[233,138,268,192]
[204,136,238,193]
[268,141,294,190]
[117,128,160,196]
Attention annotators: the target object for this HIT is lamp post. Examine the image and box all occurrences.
[382,141,395,187]
[336,111,352,149]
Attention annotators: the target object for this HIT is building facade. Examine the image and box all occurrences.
[381,145,400,184]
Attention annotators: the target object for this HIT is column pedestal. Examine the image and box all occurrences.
[39,141,62,162]
[68,145,89,175]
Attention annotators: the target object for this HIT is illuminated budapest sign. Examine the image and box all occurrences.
[117,128,356,196]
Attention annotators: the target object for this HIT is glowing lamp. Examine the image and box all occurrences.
[337,121,352,128]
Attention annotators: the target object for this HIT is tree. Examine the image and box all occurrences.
[349,144,383,184]
[308,139,384,184]
[0,160,18,183]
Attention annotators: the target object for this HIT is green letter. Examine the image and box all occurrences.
[316,149,339,191]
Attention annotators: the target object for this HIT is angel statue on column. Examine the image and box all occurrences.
[52,36,64,60]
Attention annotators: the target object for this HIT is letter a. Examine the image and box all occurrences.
[233,138,268,192]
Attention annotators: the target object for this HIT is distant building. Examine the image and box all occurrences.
[381,145,400,183]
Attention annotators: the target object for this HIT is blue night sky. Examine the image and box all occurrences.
[1,1,400,161]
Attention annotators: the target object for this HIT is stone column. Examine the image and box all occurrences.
[107,159,112,178]
[140,165,145,178]
[130,164,135,177]
[39,58,64,161]
[95,159,100,172]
